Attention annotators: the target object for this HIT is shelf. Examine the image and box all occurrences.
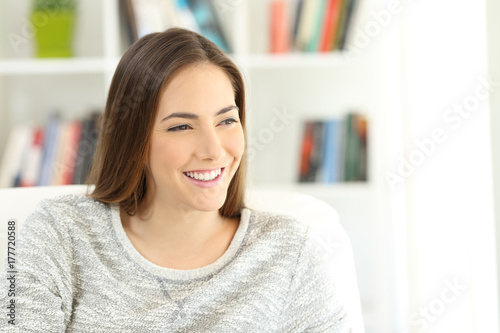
[0,53,366,75]
[250,182,374,197]
[0,58,109,75]
[232,52,371,70]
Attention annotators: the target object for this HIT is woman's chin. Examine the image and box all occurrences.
[190,190,227,212]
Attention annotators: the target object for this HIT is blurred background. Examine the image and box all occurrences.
[1,0,499,332]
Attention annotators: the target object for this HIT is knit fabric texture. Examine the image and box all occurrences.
[1,194,350,332]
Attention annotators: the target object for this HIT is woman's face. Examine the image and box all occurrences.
[147,63,245,212]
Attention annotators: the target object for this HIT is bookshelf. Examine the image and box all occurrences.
[0,0,400,332]
[0,58,110,75]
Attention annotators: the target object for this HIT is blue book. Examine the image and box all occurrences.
[187,0,231,53]
[320,119,341,183]
[38,114,60,186]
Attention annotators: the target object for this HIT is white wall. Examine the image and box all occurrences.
[398,1,499,332]
[485,0,500,323]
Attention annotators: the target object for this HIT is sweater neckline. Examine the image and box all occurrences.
[110,206,251,281]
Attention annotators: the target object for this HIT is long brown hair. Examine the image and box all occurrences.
[88,28,247,218]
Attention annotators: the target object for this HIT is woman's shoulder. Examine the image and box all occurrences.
[33,193,109,217]
[21,194,111,234]
[244,208,312,247]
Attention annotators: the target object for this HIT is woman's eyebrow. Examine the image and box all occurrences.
[160,105,238,122]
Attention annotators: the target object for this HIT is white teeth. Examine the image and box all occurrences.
[186,168,221,181]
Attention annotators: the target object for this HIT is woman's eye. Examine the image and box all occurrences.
[167,124,191,132]
[219,118,238,126]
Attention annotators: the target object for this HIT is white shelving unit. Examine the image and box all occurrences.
[0,0,119,160]
[0,0,403,332]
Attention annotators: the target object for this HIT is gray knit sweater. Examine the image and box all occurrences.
[1,194,349,332]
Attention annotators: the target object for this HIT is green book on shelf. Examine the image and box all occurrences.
[342,113,361,181]
[306,0,328,52]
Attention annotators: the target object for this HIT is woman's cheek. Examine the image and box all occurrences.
[228,127,245,160]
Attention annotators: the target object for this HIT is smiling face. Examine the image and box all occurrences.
[146,63,245,213]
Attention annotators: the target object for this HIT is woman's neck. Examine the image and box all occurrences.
[120,195,239,269]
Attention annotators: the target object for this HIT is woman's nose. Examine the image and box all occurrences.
[194,127,223,161]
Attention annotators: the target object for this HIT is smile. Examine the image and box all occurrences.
[183,167,223,182]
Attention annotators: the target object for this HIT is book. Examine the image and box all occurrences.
[309,121,325,181]
[299,120,325,182]
[53,120,82,185]
[342,112,368,181]
[297,113,368,183]
[320,0,343,52]
[306,0,328,52]
[119,0,138,45]
[52,121,70,185]
[295,0,320,51]
[0,125,32,188]
[292,0,304,49]
[19,127,44,187]
[299,121,315,182]
[276,0,358,53]
[73,113,100,185]
[336,0,357,50]
[356,113,368,181]
[320,119,341,182]
[0,110,102,188]
[187,0,231,53]
[270,0,290,53]
[38,113,61,186]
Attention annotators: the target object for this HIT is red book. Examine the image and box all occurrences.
[319,0,343,52]
[59,120,83,185]
[270,0,290,53]
[299,122,314,182]
[19,127,44,187]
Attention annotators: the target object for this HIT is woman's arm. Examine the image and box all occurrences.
[0,202,73,332]
[280,227,351,332]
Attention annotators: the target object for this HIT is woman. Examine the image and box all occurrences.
[2,28,349,332]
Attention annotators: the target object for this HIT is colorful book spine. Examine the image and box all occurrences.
[306,0,328,52]
[299,121,315,182]
[298,112,368,183]
[270,0,290,53]
[73,113,100,185]
[322,0,343,52]
[38,114,61,186]
[295,0,319,51]
[0,125,32,188]
[336,0,357,50]
[187,0,231,53]
[320,119,341,182]
[0,112,100,188]
[19,127,44,187]
[54,120,83,185]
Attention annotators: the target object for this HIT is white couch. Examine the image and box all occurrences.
[0,185,364,332]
